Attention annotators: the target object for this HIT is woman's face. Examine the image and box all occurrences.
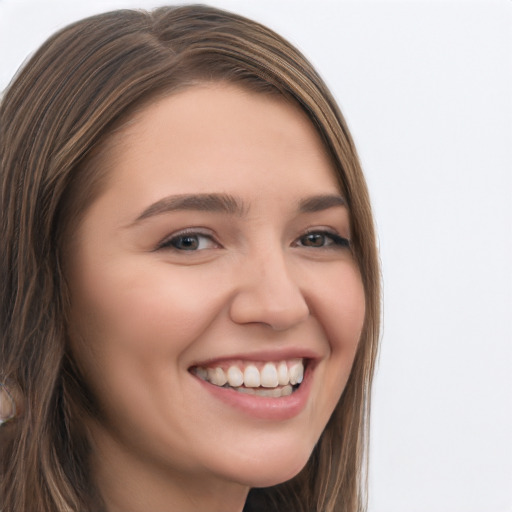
[67,84,365,506]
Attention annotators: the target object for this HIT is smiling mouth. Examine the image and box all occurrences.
[190,359,305,398]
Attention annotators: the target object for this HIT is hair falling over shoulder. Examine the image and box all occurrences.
[0,5,380,511]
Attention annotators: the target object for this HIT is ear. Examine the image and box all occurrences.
[0,382,19,425]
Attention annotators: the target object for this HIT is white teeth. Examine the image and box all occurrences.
[243,365,260,388]
[277,361,289,386]
[260,363,279,388]
[236,387,255,395]
[281,385,293,396]
[234,384,293,397]
[195,359,305,393]
[227,366,244,387]
[289,362,304,385]
[258,388,278,397]
[207,367,227,386]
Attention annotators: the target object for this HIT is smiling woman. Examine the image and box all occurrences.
[0,5,380,512]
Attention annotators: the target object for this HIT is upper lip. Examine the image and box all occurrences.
[189,347,322,368]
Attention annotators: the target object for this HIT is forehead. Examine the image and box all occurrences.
[91,83,342,216]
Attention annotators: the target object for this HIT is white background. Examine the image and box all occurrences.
[1,1,511,511]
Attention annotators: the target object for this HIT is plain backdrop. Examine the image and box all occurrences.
[1,1,511,511]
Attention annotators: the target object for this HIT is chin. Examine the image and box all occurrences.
[246,464,307,489]
[219,444,313,489]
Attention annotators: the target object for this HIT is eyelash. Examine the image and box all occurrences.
[156,228,350,252]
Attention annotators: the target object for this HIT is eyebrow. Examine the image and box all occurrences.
[298,194,346,213]
[132,192,346,224]
[133,193,247,223]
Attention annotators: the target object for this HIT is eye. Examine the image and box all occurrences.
[157,230,219,251]
[296,230,350,249]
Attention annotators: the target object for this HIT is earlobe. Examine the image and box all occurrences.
[0,382,18,425]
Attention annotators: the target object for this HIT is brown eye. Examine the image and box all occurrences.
[171,235,200,250]
[296,231,350,249]
[300,233,326,247]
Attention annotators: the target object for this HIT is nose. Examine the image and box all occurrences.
[229,249,310,331]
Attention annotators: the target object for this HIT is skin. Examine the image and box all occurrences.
[66,84,365,512]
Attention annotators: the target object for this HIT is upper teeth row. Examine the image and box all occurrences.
[194,360,304,389]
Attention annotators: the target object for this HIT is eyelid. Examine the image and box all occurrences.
[303,226,348,238]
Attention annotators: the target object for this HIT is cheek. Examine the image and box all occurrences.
[314,261,366,353]
[67,259,226,388]
[310,262,365,408]
[66,261,232,443]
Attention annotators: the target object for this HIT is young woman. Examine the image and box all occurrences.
[0,5,380,512]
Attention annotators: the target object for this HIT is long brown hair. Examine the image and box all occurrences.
[0,6,380,511]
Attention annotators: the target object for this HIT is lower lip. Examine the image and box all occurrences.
[193,364,314,421]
